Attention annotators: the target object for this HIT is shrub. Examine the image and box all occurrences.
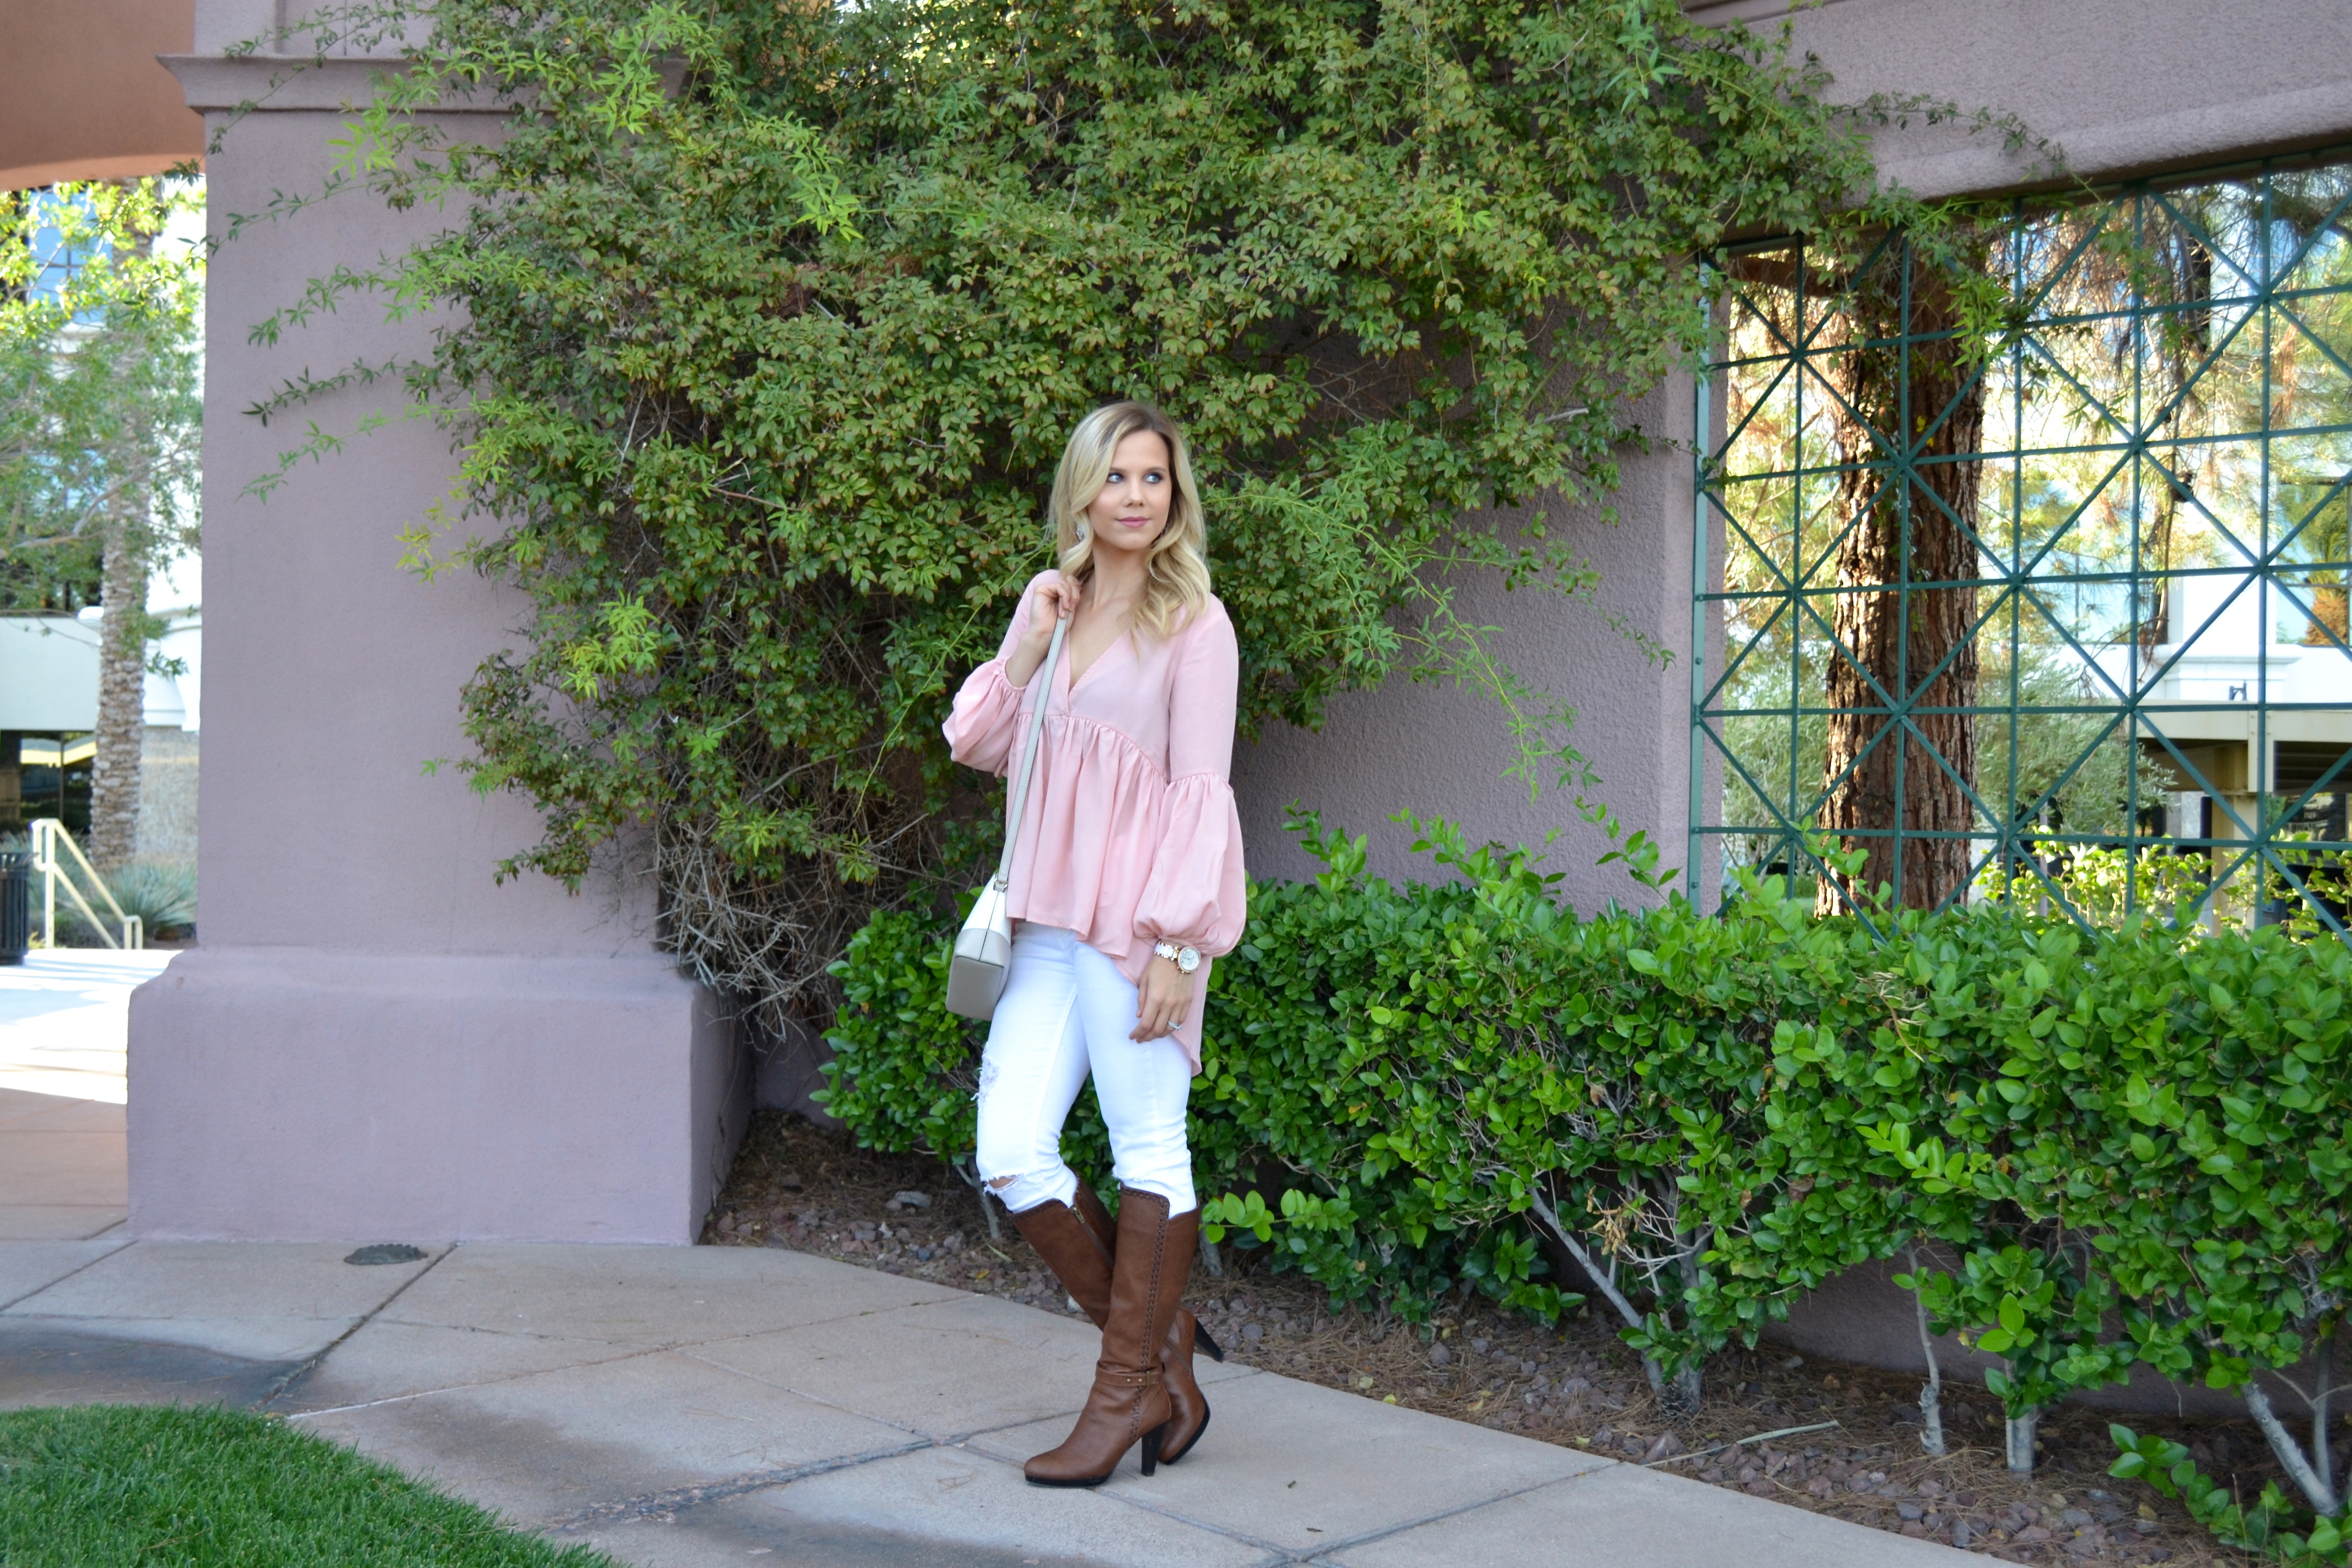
[2112,1424,2351,1566]
[105,860,196,939]
[823,812,2352,1514]
[51,859,195,945]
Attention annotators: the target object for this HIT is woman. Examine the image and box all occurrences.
[943,400,1247,1486]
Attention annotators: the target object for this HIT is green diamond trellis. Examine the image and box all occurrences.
[1689,153,2352,937]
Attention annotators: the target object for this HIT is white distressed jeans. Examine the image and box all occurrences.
[974,924,1197,1217]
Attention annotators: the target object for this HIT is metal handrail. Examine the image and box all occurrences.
[28,819,142,951]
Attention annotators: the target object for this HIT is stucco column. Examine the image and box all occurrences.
[127,28,748,1243]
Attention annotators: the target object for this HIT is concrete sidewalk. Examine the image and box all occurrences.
[0,1239,1969,1567]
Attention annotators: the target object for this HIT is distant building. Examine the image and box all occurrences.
[2092,569,2352,854]
[0,552,200,856]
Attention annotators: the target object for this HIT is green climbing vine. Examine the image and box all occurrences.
[230,0,1895,1024]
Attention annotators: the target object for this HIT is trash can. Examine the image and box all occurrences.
[0,851,27,965]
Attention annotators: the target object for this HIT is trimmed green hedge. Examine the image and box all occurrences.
[822,812,2352,1544]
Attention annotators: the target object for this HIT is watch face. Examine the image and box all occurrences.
[1179,946,1200,973]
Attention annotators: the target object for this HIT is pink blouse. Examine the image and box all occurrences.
[943,570,1248,1070]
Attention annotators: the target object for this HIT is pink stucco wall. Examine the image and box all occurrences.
[1232,376,1723,913]
[1688,0,2352,200]
[130,29,750,1243]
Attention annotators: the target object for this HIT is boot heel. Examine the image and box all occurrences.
[1140,1421,1168,1477]
[1195,1323,1226,1363]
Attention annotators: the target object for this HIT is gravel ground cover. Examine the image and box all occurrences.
[709,1111,2295,1567]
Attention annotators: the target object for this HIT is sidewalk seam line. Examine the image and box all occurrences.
[1292,1462,1621,1559]
[670,1346,1001,1446]
[655,1292,972,1355]
[285,1289,1001,1422]
[538,1438,937,1529]
[0,1236,136,1313]
[281,1341,678,1420]
[1091,1456,1619,1562]
[671,1344,1099,1445]
[258,1244,456,1409]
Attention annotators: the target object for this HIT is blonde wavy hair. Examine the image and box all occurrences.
[1047,401,1210,639]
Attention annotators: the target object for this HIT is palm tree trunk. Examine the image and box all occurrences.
[1817,241,1986,914]
[87,525,147,870]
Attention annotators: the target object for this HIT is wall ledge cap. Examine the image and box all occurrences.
[138,945,708,1002]
[160,53,509,115]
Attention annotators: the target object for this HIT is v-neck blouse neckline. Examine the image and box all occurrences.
[1062,624,1131,696]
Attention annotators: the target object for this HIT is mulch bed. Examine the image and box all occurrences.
[708,1111,2298,1566]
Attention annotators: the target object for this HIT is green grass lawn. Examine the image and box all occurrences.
[0,1405,619,1567]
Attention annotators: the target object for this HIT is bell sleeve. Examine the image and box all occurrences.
[1133,603,1248,959]
[943,577,1045,776]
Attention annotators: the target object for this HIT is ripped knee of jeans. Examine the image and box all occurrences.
[975,1164,1077,1214]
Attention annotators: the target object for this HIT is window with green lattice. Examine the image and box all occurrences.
[1694,155,2352,936]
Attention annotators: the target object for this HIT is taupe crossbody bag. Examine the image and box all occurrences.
[945,614,1067,1020]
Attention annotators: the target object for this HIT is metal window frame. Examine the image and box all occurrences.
[1689,150,2352,937]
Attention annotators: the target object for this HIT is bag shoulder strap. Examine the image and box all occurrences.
[992,612,1066,890]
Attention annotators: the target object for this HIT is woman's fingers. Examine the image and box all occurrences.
[1023,581,1071,661]
[1132,958,1188,1039]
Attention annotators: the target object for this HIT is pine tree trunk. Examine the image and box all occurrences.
[1816,243,1986,915]
[87,526,147,870]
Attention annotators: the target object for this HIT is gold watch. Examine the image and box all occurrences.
[1153,940,1201,974]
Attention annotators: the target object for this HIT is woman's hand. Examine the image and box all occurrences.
[1132,949,1192,1041]
[1004,575,1080,688]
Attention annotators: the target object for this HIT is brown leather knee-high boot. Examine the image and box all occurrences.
[1008,1188,1222,1467]
[1023,1188,1197,1486]
[1070,1185,1220,1465]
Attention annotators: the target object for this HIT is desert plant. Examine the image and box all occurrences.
[105,860,195,937]
[52,859,194,945]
